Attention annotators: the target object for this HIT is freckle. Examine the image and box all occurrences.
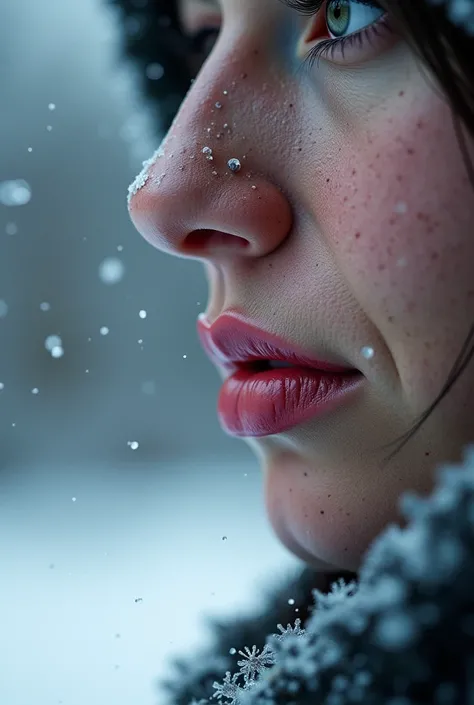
[425,451,431,456]
[241,72,248,79]
[378,264,386,271]
[389,217,396,225]
[417,120,424,129]
[355,232,361,239]
[253,49,259,55]
[431,251,439,260]
[320,510,325,514]
[352,168,357,176]
[399,90,405,96]
[326,178,330,183]
[328,495,331,497]
[343,196,348,203]
[298,147,302,152]
[396,174,403,182]
[375,153,380,159]
[388,316,394,323]
[407,147,415,155]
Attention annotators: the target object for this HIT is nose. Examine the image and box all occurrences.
[127,62,293,260]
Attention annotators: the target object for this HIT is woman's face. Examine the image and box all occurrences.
[128,0,474,572]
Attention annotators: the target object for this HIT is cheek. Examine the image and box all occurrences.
[322,92,474,406]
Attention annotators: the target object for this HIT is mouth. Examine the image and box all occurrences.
[197,311,365,438]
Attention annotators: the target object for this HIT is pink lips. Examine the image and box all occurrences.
[197,311,364,437]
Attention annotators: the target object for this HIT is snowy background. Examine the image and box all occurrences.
[0,1,299,704]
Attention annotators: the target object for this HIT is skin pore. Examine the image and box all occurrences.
[128,0,474,573]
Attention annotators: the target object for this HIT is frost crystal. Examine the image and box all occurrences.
[0,179,32,206]
[127,142,167,204]
[99,257,125,285]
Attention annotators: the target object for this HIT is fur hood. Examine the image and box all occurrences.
[160,446,474,705]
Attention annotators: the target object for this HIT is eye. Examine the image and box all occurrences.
[299,0,395,67]
[324,0,384,39]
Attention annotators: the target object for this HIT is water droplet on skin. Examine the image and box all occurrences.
[6,222,17,235]
[288,598,295,605]
[223,90,228,96]
[222,536,227,541]
[227,158,241,173]
[128,441,139,450]
[229,648,236,655]
[361,346,375,360]
[215,102,222,109]
[40,302,50,311]
[31,387,39,394]
[48,103,56,111]
[139,309,147,319]
[212,170,218,176]
[100,326,109,336]
[0,383,4,390]
[202,146,214,161]
[0,300,8,318]
[251,185,257,190]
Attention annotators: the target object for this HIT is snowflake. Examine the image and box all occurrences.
[273,617,306,641]
[312,577,358,612]
[237,644,276,683]
[212,671,244,703]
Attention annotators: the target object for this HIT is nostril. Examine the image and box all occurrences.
[183,229,250,253]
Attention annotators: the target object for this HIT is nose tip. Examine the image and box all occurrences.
[127,138,293,260]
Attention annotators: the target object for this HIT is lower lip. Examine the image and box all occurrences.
[217,367,364,437]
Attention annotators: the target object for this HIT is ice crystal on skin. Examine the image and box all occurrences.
[127,140,168,205]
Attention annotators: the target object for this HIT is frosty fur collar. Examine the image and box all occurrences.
[165,445,474,705]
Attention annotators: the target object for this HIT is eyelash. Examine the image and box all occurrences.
[289,0,394,71]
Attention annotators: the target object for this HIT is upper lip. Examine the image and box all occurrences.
[196,311,359,374]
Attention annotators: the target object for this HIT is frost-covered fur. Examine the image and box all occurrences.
[159,446,474,705]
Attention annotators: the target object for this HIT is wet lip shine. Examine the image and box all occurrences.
[197,312,365,438]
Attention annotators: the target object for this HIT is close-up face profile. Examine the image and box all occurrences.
[127,0,474,573]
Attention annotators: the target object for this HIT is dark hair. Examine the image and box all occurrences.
[109,0,474,469]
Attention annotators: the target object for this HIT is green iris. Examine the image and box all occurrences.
[326,0,351,37]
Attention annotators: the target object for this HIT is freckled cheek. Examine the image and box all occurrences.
[324,110,474,382]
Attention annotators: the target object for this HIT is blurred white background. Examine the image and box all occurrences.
[0,1,300,703]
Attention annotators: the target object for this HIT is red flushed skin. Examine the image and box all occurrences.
[217,367,364,437]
